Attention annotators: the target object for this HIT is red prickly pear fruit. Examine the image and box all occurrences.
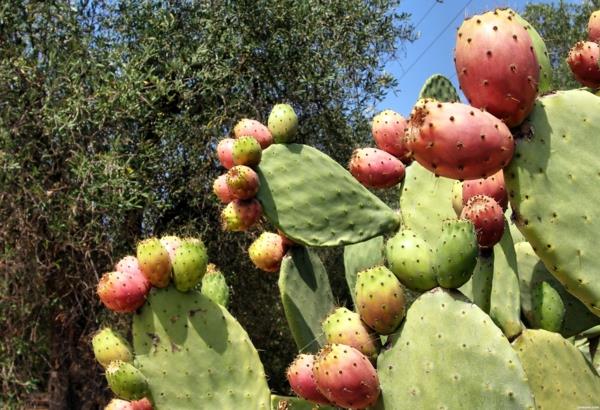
[588,10,600,42]
[234,119,273,149]
[232,136,262,167]
[406,99,514,180]
[313,344,380,409]
[97,270,150,313]
[349,148,405,189]
[92,327,133,367]
[217,138,235,169]
[248,232,286,272]
[226,165,260,200]
[355,266,406,335]
[115,256,146,280]
[460,194,505,248]
[130,398,153,410]
[371,110,410,160]
[212,175,235,204]
[454,9,540,127]
[567,41,600,89]
[462,169,508,210]
[321,307,380,360]
[452,180,464,216]
[136,238,171,288]
[159,235,182,262]
[286,354,331,405]
[105,399,134,410]
[221,199,262,231]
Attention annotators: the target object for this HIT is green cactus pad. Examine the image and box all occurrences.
[505,90,600,317]
[376,289,535,410]
[513,329,600,409]
[257,144,400,247]
[417,74,460,102]
[399,162,456,245]
[270,395,336,410]
[343,236,385,305]
[132,287,270,409]
[279,246,335,353]
[515,242,600,337]
[510,10,553,93]
[460,221,523,339]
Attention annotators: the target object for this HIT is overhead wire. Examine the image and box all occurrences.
[398,0,475,82]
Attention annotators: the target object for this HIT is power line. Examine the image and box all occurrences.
[398,0,475,82]
[413,0,441,31]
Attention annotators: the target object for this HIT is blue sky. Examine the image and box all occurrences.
[376,0,574,116]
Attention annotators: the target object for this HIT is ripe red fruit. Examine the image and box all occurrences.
[462,170,508,210]
[460,195,505,248]
[286,354,330,405]
[371,110,410,160]
[349,148,405,189]
[567,41,600,89]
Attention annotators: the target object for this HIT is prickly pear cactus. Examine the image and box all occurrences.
[506,90,600,317]
[399,162,455,245]
[132,287,271,409]
[417,74,460,102]
[515,242,600,337]
[343,236,385,305]
[513,329,600,409]
[270,395,337,410]
[257,144,400,246]
[376,289,535,409]
[460,221,523,339]
[279,246,335,353]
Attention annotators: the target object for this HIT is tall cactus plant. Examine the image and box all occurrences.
[92,7,600,410]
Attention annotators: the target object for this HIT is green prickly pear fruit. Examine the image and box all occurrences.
[355,266,406,335]
[435,220,478,288]
[321,307,380,360]
[105,360,149,401]
[451,180,463,216]
[92,328,133,368]
[268,103,298,143]
[172,238,208,292]
[385,229,437,291]
[232,136,262,167]
[531,281,565,333]
[200,263,230,307]
[136,238,171,288]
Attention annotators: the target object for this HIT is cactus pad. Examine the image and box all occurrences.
[417,74,460,102]
[132,287,270,409]
[256,144,400,247]
[376,289,535,409]
[399,162,455,245]
[343,236,385,305]
[513,329,600,408]
[515,242,600,337]
[505,90,600,316]
[270,395,336,410]
[279,247,335,353]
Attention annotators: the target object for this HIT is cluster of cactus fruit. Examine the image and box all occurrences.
[92,7,600,409]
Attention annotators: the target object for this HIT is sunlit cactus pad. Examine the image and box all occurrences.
[418,73,460,102]
[513,329,600,409]
[506,89,600,317]
[376,289,535,410]
[257,144,400,247]
[132,287,270,409]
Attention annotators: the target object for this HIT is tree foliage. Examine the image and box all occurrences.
[523,0,599,91]
[0,0,415,406]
